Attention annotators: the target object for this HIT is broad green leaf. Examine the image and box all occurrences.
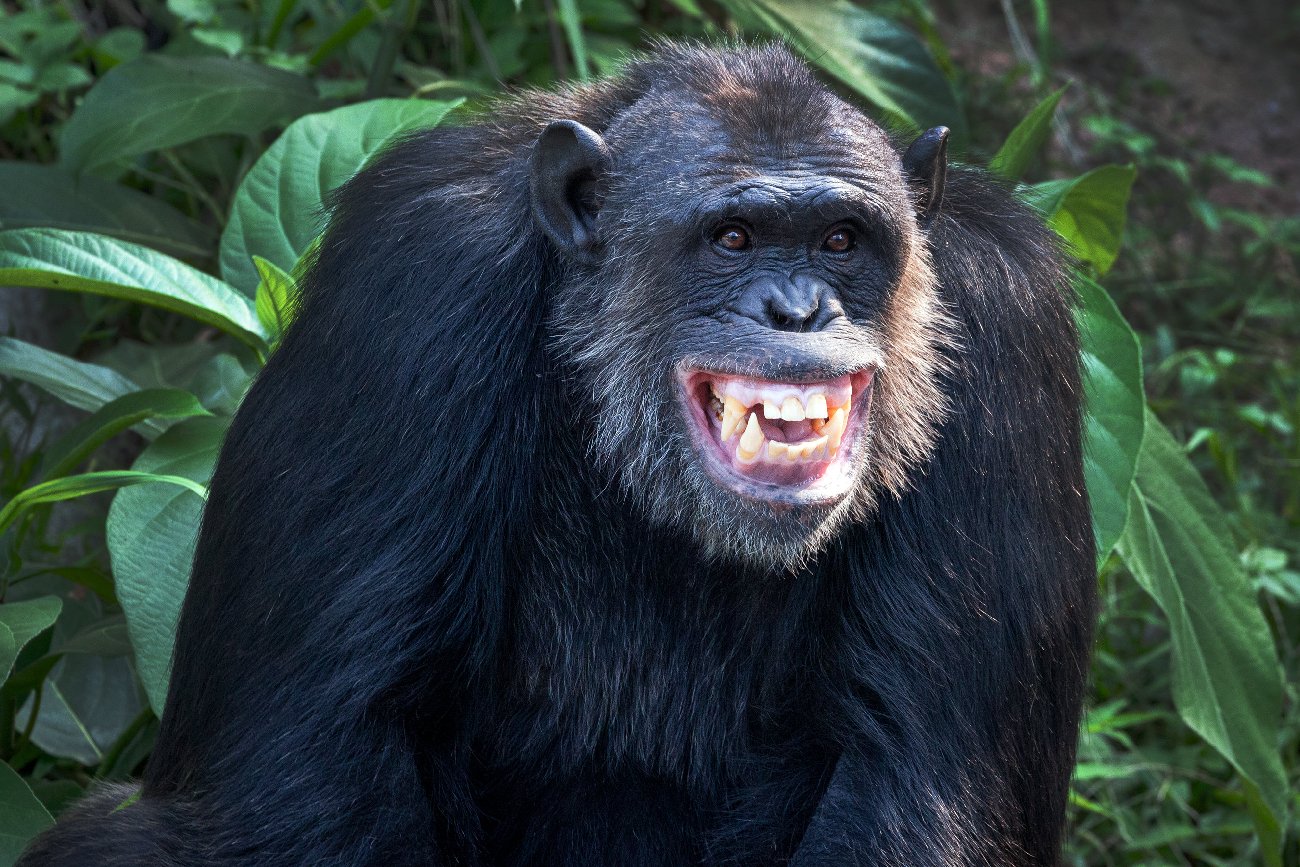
[15,597,146,767]
[0,761,53,867]
[0,471,207,536]
[17,658,146,766]
[0,229,268,353]
[253,255,298,341]
[187,354,254,416]
[0,162,213,259]
[989,86,1065,181]
[1075,275,1144,562]
[1023,164,1136,275]
[60,616,133,657]
[108,417,227,712]
[89,340,258,413]
[0,337,152,425]
[1117,414,1288,864]
[0,597,62,682]
[220,98,462,295]
[41,389,212,479]
[60,55,317,174]
[719,0,966,142]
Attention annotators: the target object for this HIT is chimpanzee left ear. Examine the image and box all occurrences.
[902,126,949,228]
[530,119,612,263]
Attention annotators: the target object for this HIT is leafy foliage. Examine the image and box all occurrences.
[0,2,1292,865]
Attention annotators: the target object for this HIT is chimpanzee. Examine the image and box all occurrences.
[20,41,1095,867]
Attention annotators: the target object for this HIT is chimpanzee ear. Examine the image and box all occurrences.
[530,119,612,262]
[902,126,949,228]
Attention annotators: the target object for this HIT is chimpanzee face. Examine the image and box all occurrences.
[532,79,951,567]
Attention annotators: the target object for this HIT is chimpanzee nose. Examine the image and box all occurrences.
[734,274,845,333]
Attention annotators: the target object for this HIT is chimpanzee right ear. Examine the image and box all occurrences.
[530,120,612,263]
[902,126,949,228]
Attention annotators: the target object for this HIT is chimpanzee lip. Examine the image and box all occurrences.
[678,366,875,506]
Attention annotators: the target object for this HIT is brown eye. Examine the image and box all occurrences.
[823,226,855,253]
[712,224,751,251]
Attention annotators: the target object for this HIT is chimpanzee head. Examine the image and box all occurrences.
[529,44,952,567]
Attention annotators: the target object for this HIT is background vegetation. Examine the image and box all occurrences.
[0,0,1295,864]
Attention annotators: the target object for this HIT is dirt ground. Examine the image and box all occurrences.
[935,0,1300,213]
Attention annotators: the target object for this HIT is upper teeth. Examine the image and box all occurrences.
[708,375,855,466]
[719,379,848,433]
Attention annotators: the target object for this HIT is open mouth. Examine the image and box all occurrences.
[680,368,875,503]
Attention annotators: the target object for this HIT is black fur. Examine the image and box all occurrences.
[19,42,1094,866]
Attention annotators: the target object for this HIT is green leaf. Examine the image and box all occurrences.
[253,255,298,341]
[0,597,61,682]
[0,627,12,688]
[0,471,207,536]
[0,229,268,353]
[1117,414,1289,864]
[108,417,227,712]
[1023,164,1136,275]
[0,337,150,422]
[989,86,1065,181]
[19,662,146,765]
[187,354,254,416]
[555,0,590,79]
[1075,275,1144,562]
[718,0,966,142]
[60,55,317,174]
[0,761,53,867]
[0,162,214,259]
[220,98,462,295]
[15,596,147,767]
[41,389,212,479]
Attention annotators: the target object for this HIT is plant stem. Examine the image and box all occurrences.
[365,0,418,98]
[161,150,227,229]
[267,0,299,48]
[97,707,155,779]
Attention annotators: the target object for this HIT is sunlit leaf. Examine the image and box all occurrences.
[253,255,298,342]
[220,98,462,295]
[1023,164,1136,275]
[0,229,268,353]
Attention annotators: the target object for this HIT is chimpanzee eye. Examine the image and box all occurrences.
[823,226,855,253]
[711,224,751,252]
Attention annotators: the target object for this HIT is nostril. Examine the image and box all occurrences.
[765,299,816,332]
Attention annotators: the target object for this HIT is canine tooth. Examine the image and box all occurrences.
[780,396,805,421]
[766,441,788,460]
[805,393,828,419]
[737,413,764,460]
[720,396,746,441]
[825,408,847,451]
[763,399,781,419]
